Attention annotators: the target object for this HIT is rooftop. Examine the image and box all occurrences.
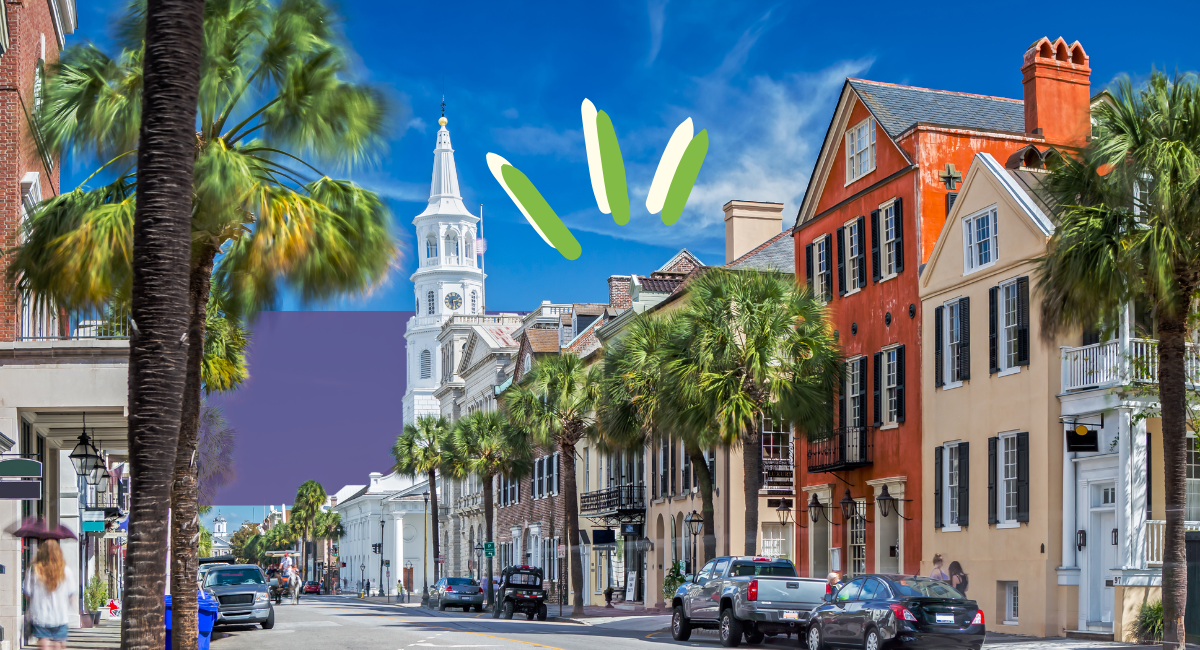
[725,230,795,273]
[848,79,1025,138]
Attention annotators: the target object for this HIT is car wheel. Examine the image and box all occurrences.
[491,602,501,619]
[671,605,692,641]
[807,624,823,650]
[536,603,547,621]
[261,608,275,630]
[745,628,765,645]
[503,600,515,619]
[437,597,446,612]
[720,608,743,648]
[526,612,535,620]
[864,627,880,650]
[475,604,484,613]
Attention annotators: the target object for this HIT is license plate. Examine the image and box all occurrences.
[782,611,800,620]
[936,614,954,624]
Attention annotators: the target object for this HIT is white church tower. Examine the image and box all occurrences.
[403,111,485,426]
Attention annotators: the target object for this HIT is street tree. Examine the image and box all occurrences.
[450,410,533,606]
[392,415,453,585]
[506,353,603,617]
[669,269,841,555]
[1036,72,1200,649]
[292,480,327,581]
[196,405,237,510]
[230,522,263,564]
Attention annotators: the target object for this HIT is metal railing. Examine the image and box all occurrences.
[443,315,521,328]
[18,311,130,341]
[761,458,794,493]
[1061,338,1200,392]
[1145,519,1200,566]
[806,427,873,473]
[579,484,645,515]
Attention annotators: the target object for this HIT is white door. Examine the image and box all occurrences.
[1090,510,1117,624]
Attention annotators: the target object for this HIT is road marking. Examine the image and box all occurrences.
[331,607,568,650]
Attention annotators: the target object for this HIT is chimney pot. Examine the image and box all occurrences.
[1022,37,1091,148]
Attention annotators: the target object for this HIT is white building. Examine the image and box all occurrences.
[333,471,436,597]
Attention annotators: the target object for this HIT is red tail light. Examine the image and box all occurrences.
[748,579,758,601]
[889,604,918,622]
[970,610,984,625]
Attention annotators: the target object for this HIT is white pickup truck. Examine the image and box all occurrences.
[671,556,828,647]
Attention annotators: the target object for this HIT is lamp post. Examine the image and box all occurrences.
[473,543,483,583]
[422,491,430,606]
[683,510,702,574]
[380,518,386,602]
[359,563,366,597]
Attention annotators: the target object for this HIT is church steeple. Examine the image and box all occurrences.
[430,115,461,201]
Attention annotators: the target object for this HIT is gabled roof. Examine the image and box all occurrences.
[636,275,685,293]
[655,248,703,274]
[847,79,1025,138]
[524,328,561,353]
[572,303,609,316]
[725,230,795,272]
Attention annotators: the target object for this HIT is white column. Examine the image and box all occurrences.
[1128,415,1148,569]
[392,512,404,594]
[1061,429,1078,571]
[1117,409,1132,569]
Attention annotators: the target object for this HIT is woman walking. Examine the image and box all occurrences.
[23,539,77,649]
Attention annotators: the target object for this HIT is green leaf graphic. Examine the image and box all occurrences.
[660,129,708,226]
[596,110,630,226]
[501,164,582,260]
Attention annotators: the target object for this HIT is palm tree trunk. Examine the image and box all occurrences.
[559,438,585,616]
[123,2,205,648]
[428,469,440,583]
[170,253,214,650]
[687,446,717,563]
[483,475,495,607]
[1157,314,1189,650]
[743,428,762,555]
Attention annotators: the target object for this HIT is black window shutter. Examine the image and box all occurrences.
[896,345,906,422]
[836,227,846,297]
[957,441,969,527]
[805,243,814,294]
[838,376,846,429]
[987,437,998,525]
[871,210,881,282]
[989,286,999,374]
[893,197,904,272]
[1017,276,1030,366]
[1017,431,1030,522]
[934,306,944,387]
[856,216,867,288]
[822,240,833,300]
[934,447,944,529]
[872,352,882,427]
[958,297,971,381]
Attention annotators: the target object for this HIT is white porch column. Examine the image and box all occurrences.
[1127,415,1149,569]
[1117,409,1132,569]
[1060,428,1078,573]
[392,512,404,594]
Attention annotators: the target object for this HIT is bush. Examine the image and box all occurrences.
[661,561,686,602]
[1134,600,1163,642]
[85,574,108,612]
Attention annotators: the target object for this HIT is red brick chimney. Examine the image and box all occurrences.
[1021,37,1091,148]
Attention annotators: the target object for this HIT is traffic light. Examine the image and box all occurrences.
[371,543,381,554]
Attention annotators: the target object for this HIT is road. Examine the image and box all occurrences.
[206,595,798,650]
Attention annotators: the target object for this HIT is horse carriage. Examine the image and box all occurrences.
[264,550,301,604]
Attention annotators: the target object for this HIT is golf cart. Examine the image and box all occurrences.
[491,565,547,621]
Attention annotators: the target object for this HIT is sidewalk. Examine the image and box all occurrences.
[22,621,122,649]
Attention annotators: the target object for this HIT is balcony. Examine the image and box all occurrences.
[806,427,873,473]
[761,458,794,494]
[1145,519,1200,566]
[1061,337,1200,393]
[579,485,645,517]
[18,310,130,341]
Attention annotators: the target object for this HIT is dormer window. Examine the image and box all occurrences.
[845,117,876,184]
[963,207,998,274]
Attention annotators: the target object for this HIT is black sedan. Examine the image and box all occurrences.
[807,575,983,650]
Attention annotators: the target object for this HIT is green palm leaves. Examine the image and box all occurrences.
[487,98,709,260]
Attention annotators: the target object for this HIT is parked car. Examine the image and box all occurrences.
[431,577,485,612]
[491,565,547,620]
[203,564,274,629]
[672,556,826,647]
[806,575,984,650]
[303,581,322,595]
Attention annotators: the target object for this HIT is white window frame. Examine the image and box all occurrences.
[846,356,864,428]
[998,279,1021,376]
[881,345,900,428]
[1003,582,1019,625]
[845,116,877,185]
[419,349,432,379]
[963,206,999,274]
[879,199,899,280]
[942,441,962,532]
[997,432,1020,528]
[848,499,867,577]
[1185,439,1199,520]
[814,235,832,302]
[843,219,863,295]
[943,300,964,389]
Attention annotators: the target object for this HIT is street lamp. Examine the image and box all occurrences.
[422,491,430,606]
[776,499,799,527]
[874,485,912,520]
[68,417,101,477]
[473,543,483,582]
[683,510,702,574]
[380,518,386,603]
[359,563,366,596]
[839,488,871,524]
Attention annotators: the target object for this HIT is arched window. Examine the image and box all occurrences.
[426,237,438,260]
[471,291,477,314]
[427,291,435,315]
[420,350,432,379]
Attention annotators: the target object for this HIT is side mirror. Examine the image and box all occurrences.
[823,592,834,603]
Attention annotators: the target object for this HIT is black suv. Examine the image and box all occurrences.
[491,565,547,621]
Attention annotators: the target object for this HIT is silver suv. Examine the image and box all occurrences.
[203,564,275,629]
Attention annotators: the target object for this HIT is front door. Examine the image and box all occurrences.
[1090,510,1117,624]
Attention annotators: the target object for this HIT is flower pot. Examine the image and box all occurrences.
[90,610,102,625]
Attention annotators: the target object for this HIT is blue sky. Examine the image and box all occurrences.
[68,1,1200,313]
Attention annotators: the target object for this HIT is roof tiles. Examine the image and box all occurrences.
[848,79,1025,138]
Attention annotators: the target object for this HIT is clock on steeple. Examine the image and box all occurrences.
[445,292,463,310]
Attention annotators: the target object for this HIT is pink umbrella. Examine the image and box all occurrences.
[11,517,77,540]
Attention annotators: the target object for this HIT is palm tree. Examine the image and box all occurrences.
[669,269,841,555]
[600,313,721,565]
[506,354,603,617]
[393,415,454,586]
[11,3,394,645]
[450,410,534,606]
[312,510,344,589]
[119,1,206,648]
[1036,73,1200,649]
[293,480,328,581]
[196,405,238,509]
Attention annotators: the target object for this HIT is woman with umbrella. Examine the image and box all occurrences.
[15,518,78,649]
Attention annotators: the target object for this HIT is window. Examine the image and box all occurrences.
[963,207,999,273]
[990,278,1030,374]
[848,501,866,577]
[659,438,669,497]
[948,302,963,383]
[1004,582,1019,624]
[1186,441,1200,520]
[761,525,786,559]
[935,440,969,530]
[999,434,1018,523]
[947,444,960,526]
[420,350,432,379]
[873,346,903,427]
[427,291,435,315]
[845,117,876,183]
[936,298,970,387]
[426,238,438,259]
[873,200,903,280]
[988,432,1027,525]
[584,448,590,493]
[846,358,863,427]
[843,219,865,293]
[1001,282,1019,368]
[805,235,833,302]
[1102,486,1116,505]
[471,291,478,314]
[681,446,691,494]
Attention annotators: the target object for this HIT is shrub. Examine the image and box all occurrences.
[661,561,687,602]
[1134,600,1163,642]
[85,574,108,612]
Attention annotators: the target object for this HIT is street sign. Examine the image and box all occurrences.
[384,560,390,567]
[483,542,495,557]
[556,544,566,559]
[0,480,40,500]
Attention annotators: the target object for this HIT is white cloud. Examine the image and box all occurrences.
[353,171,430,203]
[502,107,519,119]
[405,117,428,134]
[646,0,669,65]
[491,124,584,160]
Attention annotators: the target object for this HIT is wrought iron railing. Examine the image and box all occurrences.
[579,485,645,515]
[806,427,873,473]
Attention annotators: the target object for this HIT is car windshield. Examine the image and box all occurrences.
[447,578,477,586]
[890,578,965,599]
[507,573,540,586]
[728,562,797,577]
[206,570,265,586]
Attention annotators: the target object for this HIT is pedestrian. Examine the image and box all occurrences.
[929,554,949,581]
[23,539,76,650]
[948,561,969,594]
[825,572,842,594]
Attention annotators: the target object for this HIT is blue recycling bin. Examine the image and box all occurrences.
[165,591,219,650]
